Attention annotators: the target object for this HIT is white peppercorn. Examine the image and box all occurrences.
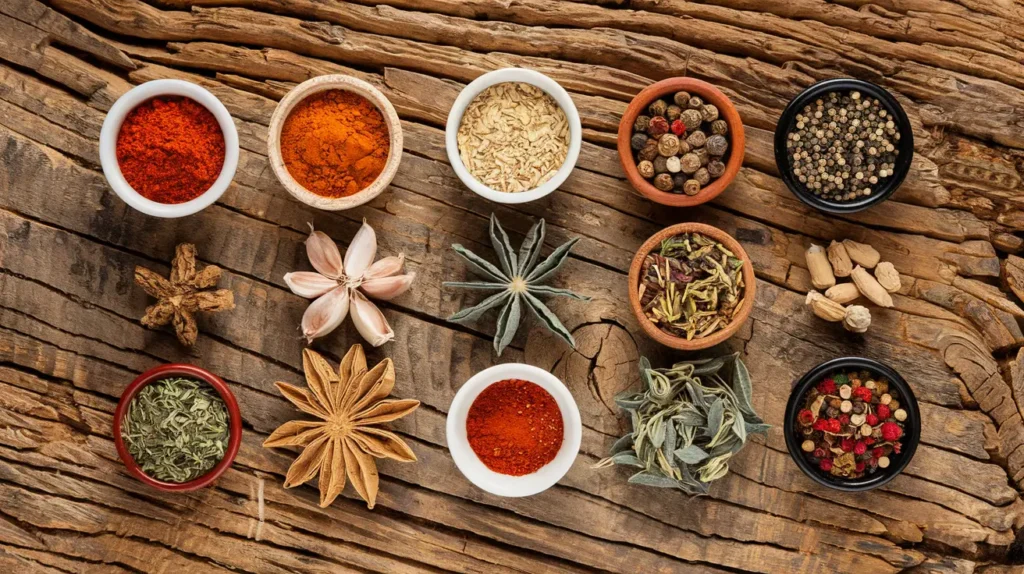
[680,153,701,174]
[637,160,655,179]
[685,130,706,149]
[658,134,681,157]
[665,156,682,173]
[694,167,710,186]
[683,179,701,195]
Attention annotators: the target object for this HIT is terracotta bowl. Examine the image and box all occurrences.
[113,363,243,492]
[268,74,403,211]
[617,78,745,207]
[628,223,756,351]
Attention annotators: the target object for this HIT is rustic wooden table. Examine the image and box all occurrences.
[2,0,1024,572]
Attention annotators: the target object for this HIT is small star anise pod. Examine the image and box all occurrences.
[134,243,235,347]
[264,345,420,508]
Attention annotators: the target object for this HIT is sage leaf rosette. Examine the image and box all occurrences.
[599,353,769,495]
[445,214,590,356]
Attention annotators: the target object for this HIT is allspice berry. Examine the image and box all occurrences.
[694,167,710,186]
[673,91,691,107]
[680,109,703,131]
[637,160,655,179]
[653,173,674,191]
[685,130,707,149]
[701,104,719,122]
[683,179,701,195]
[648,99,668,117]
[707,160,726,178]
[630,133,649,151]
[638,140,659,162]
[711,119,728,135]
[658,134,681,157]
[706,134,729,156]
[680,153,701,174]
[665,156,682,173]
[633,115,652,133]
[653,156,669,174]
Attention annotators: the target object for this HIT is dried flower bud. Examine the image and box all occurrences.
[707,160,726,178]
[706,134,728,157]
[638,140,660,162]
[673,91,691,107]
[701,104,719,122]
[653,173,674,191]
[630,133,648,151]
[694,167,710,186]
[637,160,655,179]
[683,179,702,196]
[710,119,728,135]
[647,116,670,137]
[653,156,669,174]
[680,153,701,174]
[686,130,707,149]
[658,133,681,157]
[687,96,703,109]
[666,105,683,121]
[648,99,668,117]
[681,109,703,131]
[633,115,652,133]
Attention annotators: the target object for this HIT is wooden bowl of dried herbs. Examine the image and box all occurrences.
[628,223,756,351]
[114,364,242,491]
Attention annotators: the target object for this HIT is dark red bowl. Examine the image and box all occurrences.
[113,363,242,491]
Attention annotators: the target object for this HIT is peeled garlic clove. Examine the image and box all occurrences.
[361,273,416,301]
[826,283,860,304]
[350,290,394,347]
[806,244,836,290]
[874,262,901,293]
[842,239,880,269]
[301,286,350,343]
[305,224,344,279]
[806,290,845,321]
[364,254,405,279]
[284,271,339,299]
[344,219,378,279]
[851,265,893,307]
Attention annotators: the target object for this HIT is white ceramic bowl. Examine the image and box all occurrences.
[268,75,403,211]
[99,79,239,218]
[446,363,582,497]
[445,68,582,205]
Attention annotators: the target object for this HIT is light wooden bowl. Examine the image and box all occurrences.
[268,75,403,211]
[628,223,756,351]
[617,78,745,207]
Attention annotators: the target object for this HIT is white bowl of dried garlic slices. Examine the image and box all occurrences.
[446,68,582,205]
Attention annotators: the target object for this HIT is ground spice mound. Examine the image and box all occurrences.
[466,379,564,476]
[281,89,390,198]
[116,96,225,204]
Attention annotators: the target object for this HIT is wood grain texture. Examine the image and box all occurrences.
[1,0,1023,571]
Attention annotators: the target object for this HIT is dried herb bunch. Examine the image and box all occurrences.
[638,233,746,340]
[135,243,235,347]
[598,354,768,495]
[445,214,590,355]
[121,377,230,483]
[263,346,420,508]
[795,370,907,480]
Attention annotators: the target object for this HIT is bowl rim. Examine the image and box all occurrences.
[267,74,404,211]
[773,78,914,214]
[113,363,243,492]
[617,77,746,207]
[99,79,240,219]
[445,68,582,205]
[783,356,921,491]
[446,363,582,497]
[627,222,756,351]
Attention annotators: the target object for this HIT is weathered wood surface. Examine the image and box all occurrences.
[0,0,1023,571]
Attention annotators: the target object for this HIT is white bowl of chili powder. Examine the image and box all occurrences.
[447,363,582,497]
[100,79,239,218]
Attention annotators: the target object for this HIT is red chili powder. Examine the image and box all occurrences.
[116,96,225,204]
[466,379,564,476]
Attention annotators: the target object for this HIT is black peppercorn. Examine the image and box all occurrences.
[648,99,668,117]
[710,119,728,135]
[638,140,659,162]
[653,156,669,174]
[666,105,682,122]
[630,133,648,151]
[633,115,652,133]
[707,159,726,178]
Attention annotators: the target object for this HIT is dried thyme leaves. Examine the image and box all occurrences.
[457,82,570,193]
[637,233,746,340]
[122,377,230,483]
[597,354,768,495]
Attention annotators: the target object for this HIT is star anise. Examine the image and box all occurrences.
[263,345,420,508]
[134,243,235,347]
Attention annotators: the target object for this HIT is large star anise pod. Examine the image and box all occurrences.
[264,345,420,508]
[134,243,235,347]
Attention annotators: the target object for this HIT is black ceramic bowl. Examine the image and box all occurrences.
[784,357,920,491]
[774,78,914,214]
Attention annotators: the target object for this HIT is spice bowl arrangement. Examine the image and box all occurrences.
[784,357,920,491]
[628,222,756,351]
[618,78,745,207]
[113,363,242,492]
[447,363,582,497]
[268,75,403,211]
[446,68,582,204]
[99,79,240,218]
[774,78,914,214]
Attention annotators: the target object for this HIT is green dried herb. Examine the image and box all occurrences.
[637,233,746,340]
[597,353,768,495]
[445,214,590,355]
[122,377,230,483]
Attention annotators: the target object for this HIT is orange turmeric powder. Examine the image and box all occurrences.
[280,90,390,198]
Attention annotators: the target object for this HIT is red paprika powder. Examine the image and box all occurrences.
[116,96,225,204]
[466,379,564,476]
